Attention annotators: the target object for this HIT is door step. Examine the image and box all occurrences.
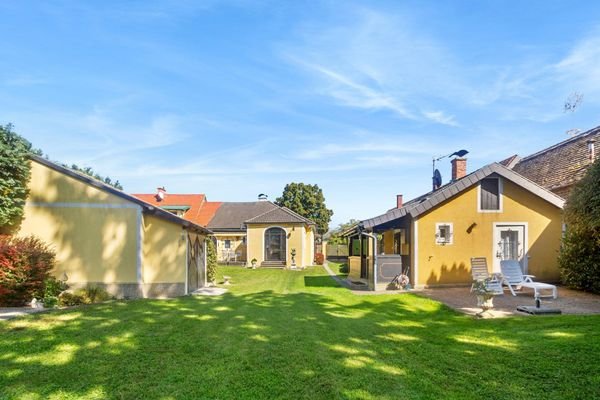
[260,261,286,268]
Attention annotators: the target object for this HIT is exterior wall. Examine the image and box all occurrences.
[20,161,140,293]
[213,233,246,262]
[415,179,562,287]
[19,160,198,298]
[303,226,315,265]
[246,223,313,267]
[141,214,188,296]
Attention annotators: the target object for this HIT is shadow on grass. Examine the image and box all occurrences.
[1,284,599,399]
[303,275,344,288]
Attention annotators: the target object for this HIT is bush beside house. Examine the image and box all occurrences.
[559,158,600,294]
[0,235,56,306]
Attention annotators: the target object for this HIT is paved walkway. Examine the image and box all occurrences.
[0,307,48,321]
[322,262,600,317]
[419,286,600,317]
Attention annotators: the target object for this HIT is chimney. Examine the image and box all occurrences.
[587,139,596,163]
[155,187,166,202]
[258,193,268,201]
[396,194,403,208]
[451,158,467,181]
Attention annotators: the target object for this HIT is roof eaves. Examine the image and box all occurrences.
[30,155,212,235]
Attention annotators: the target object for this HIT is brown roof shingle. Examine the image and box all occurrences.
[511,126,600,198]
[207,202,279,231]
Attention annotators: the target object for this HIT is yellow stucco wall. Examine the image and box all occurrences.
[142,214,187,283]
[20,161,139,284]
[304,226,315,265]
[214,233,246,261]
[246,224,313,267]
[415,179,562,286]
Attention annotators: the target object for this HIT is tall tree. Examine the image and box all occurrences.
[327,219,360,245]
[0,124,33,234]
[275,183,333,234]
[558,158,600,293]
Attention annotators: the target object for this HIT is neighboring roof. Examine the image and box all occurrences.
[245,206,316,225]
[207,201,279,231]
[196,201,223,226]
[133,193,205,223]
[511,125,600,193]
[31,155,211,235]
[499,154,521,169]
[361,162,565,231]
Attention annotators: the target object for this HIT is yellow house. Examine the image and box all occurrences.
[244,206,315,268]
[18,155,212,298]
[347,160,565,290]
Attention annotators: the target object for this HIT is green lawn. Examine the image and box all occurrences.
[1,264,599,399]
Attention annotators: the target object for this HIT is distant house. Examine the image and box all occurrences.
[19,156,212,298]
[346,158,564,290]
[503,126,599,199]
[132,192,316,268]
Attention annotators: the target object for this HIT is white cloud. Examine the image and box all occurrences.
[421,110,459,127]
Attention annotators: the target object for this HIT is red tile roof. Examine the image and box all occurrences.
[196,201,223,226]
[131,193,221,227]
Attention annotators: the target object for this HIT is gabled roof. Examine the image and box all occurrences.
[499,154,521,169]
[362,162,565,230]
[245,206,315,225]
[207,201,279,231]
[132,193,211,226]
[196,201,223,226]
[31,155,211,235]
[511,125,600,193]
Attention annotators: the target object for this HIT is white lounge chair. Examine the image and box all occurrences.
[470,257,503,295]
[500,260,557,299]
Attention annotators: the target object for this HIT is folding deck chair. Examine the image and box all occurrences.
[500,260,557,299]
[470,257,503,295]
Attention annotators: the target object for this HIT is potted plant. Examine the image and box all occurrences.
[472,278,496,313]
[290,248,297,268]
[251,258,257,269]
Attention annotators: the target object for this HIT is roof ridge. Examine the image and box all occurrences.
[279,206,315,224]
[30,155,211,235]
[361,162,564,230]
[518,125,600,163]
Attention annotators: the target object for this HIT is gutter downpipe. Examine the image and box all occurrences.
[359,231,378,290]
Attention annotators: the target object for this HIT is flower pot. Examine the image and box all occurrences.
[476,294,494,311]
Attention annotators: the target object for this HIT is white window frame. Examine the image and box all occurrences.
[477,177,503,213]
[435,222,453,245]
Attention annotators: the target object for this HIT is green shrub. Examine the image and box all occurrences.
[80,285,111,303]
[206,239,217,283]
[58,291,86,307]
[558,158,600,293]
[43,296,58,308]
[0,235,56,306]
[44,276,68,298]
[339,263,349,274]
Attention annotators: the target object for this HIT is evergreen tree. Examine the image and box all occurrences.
[0,124,33,234]
[558,158,600,293]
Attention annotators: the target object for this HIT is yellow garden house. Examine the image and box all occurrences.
[18,155,212,298]
[346,159,565,290]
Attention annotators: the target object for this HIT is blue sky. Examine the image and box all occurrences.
[2,1,600,229]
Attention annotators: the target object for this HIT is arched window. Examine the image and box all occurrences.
[264,227,286,262]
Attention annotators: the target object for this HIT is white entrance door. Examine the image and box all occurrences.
[492,224,527,273]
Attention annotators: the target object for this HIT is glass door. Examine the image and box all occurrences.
[493,224,526,273]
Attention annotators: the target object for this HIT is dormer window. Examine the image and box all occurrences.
[479,177,502,212]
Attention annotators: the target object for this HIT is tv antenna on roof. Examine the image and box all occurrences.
[432,149,468,191]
